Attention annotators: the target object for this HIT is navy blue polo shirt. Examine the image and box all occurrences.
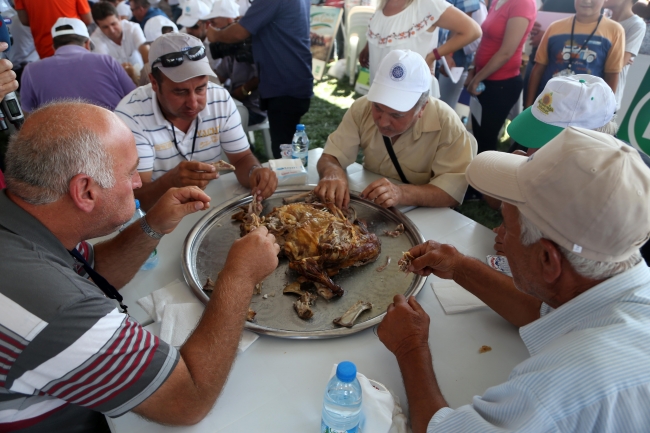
[239,0,314,100]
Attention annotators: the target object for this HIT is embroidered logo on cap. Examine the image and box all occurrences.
[536,92,554,115]
[390,63,406,81]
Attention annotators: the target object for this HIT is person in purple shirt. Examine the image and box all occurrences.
[20,17,136,113]
[207,0,313,158]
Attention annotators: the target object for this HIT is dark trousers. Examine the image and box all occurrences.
[471,75,523,154]
[263,96,311,158]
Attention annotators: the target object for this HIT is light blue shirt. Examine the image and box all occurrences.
[428,262,650,432]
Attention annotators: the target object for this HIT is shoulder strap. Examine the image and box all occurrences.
[382,136,410,184]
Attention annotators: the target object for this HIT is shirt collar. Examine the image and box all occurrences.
[520,262,650,356]
[0,191,75,268]
[411,98,441,141]
[54,44,88,56]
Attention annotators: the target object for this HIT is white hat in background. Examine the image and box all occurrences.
[51,17,89,39]
[507,74,616,149]
[366,49,431,112]
[466,127,650,262]
[178,0,211,28]
[149,32,218,83]
[204,0,240,20]
[144,15,179,42]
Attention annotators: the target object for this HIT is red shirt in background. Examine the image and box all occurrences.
[474,0,536,81]
[14,0,91,58]
[0,169,5,189]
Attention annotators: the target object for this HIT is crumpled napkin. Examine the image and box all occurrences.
[328,364,409,433]
[138,279,259,351]
[431,281,487,314]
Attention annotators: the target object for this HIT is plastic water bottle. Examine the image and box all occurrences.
[476,82,486,93]
[321,361,362,433]
[291,124,309,167]
[120,199,159,270]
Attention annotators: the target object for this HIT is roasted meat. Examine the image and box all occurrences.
[237,199,381,298]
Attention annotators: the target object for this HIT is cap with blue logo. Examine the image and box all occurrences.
[367,49,431,112]
[177,0,212,28]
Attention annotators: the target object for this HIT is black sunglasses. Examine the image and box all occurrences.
[152,45,206,68]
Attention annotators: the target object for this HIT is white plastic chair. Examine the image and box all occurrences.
[345,6,375,85]
[237,101,273,159]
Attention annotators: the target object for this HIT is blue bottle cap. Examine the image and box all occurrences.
[296,124,305,131]
[336,361,357,382]
[134,199,140,209]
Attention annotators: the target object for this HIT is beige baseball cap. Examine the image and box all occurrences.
[149,32,218,83]
[466,127,650,262]
[366,49,431,112]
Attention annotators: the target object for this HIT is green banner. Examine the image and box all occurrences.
[618,66,650,154]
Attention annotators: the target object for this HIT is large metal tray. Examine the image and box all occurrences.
[182,185,426,339]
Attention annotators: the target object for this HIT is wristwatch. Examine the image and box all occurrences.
[140,216,164,240]
[241,85,251,97]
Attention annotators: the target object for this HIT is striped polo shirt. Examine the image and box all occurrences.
[427,262,650,432]
[0,192,179,432]
[115,83,249,180]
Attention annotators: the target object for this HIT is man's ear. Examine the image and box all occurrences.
[539,238,563,284]
[68,173,98,213]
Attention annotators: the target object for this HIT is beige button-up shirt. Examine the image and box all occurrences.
[323,96,477,203]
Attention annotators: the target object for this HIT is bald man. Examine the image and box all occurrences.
[0,101,280,432]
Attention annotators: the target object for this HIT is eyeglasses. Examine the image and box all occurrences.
[152,45,206,68]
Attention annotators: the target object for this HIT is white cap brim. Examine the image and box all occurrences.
[366,81,421,112]
[177,15,200,28]
[465,151,527,204]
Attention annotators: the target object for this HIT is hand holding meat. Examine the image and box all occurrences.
[360,178,402,208]
[314,175,350,209]
[169,161,219,189]
[145,186,211,234]
[407,240,461,280]
[377,295,430,359]
[249,167,278,200]
[223,226,280,286]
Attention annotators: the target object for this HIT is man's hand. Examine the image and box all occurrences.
[360,178,402,208]
[466,76,483,96]
[145,186,211,234]
[249,167,277,200]
[0,43,18,100]
[407,240,463,280]
[359,43,369,68]
[122,62,138,84]
[207,25,220,43]
[169,161,219,189]
[314,175,350,209]
[493,224,505,255]
[529,21,543,48]
[377,295,430,360]
[222,226,280,285]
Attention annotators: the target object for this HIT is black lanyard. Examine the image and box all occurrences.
[382,136,410,184]
[567,14,603,70]
[69,248,129,315]
[170,117,200,161]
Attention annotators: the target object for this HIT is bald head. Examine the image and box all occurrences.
[5,101,133,205]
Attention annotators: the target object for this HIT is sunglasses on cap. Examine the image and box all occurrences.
[152,45,206,68]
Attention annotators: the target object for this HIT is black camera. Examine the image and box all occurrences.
[209,38,254,64]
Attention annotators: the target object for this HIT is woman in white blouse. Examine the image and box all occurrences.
[360,0,482,94]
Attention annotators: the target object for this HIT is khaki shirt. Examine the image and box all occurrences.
[323,96,477,203]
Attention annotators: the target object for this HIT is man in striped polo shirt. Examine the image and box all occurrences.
[0,101,280,431]
[378,127,650,432]
[116,32,277,211]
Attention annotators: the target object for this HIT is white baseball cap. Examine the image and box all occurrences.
[508,74,616,149]
[466,127,650,262]
[366,50,431,112]
[149,32,218,83]
[178,0,212,28]
[143,15,179,42]
[51,17,89,39]
[204,0,240,20]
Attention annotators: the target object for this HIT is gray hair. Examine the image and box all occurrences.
[593,119,619,136]
[519,212,641,280]
[414,90,430,111]
[5,101,115,205]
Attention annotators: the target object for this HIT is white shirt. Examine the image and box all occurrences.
[366,0,450,84]
[115,83,249,179]
[427,262,650,432]
[92,20,146,67]
[616,14,645,110]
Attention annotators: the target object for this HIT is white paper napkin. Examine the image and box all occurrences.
[138,280,259,351]
[431,281,487,314]
[328,365,407,433]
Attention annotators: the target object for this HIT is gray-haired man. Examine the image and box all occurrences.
[0,101,280,432]
[379,127,650,432]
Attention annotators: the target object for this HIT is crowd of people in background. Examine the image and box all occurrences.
[2,0,650,431]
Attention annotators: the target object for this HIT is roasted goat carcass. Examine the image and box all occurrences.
[233,197,381,298]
